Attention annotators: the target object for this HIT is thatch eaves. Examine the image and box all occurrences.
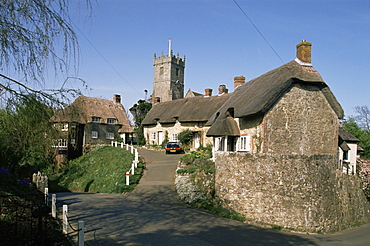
[206,60,344,133]
[51,96,133,133]
[339,128,360,143]
[142,94,231,125]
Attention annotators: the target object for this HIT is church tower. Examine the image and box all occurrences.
[152,41,185,103]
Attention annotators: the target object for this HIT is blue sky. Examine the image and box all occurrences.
[60,0,370,117]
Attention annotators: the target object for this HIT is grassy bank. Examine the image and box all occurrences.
[48,146,144,193]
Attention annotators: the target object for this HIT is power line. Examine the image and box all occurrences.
[70,21,144,98]
[232,0,285,64]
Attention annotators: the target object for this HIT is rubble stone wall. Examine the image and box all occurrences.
[215,152,370,232]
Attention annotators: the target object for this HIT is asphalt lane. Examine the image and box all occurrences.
[56,149,370,245]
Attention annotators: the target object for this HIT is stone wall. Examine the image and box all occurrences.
[262,83,339,155]
[215,151,370,233]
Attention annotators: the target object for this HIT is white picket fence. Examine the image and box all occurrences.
[111,141,139,185]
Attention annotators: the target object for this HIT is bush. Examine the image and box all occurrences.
[180,154,195,165]
[176,165,197,174]
[178,129,193,146]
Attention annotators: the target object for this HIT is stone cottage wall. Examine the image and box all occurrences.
[215,152,370,233]
[262,83,339,155]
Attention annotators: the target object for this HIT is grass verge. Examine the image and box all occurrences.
[47,146,144,193]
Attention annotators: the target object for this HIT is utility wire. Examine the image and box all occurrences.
[70,21,144,98]
[232,0,285,64]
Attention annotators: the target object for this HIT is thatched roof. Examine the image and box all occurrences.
[142,94,231,125]
[206,60,344,136]
[51,96,133,133]
[339,128,360,143]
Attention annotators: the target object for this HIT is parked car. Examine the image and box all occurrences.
[165,142,182,154]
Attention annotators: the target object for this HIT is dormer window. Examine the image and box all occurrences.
[92,117,100,123]
[107,118,116,124]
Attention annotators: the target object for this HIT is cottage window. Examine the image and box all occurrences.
[172,133,178,142]
[198,122,204,128]
[107,118,116,124]
[61,123,68,131]
[237,136,251,151]
[52,139,68,147]
[106,132,114,140]
[92,131,98,139]
[215,137,225,151]
[150,132,156,140]
[92,117,100,123]
[343,150,349,161]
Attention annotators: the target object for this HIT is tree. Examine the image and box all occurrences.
[354,105,370,130]
[130,99,152,145]
[343,116,370,158]
[0,0,91,105]
[0,94,57,178]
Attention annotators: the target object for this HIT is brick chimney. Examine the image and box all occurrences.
[204,88,213,97]
[113,94,121,103]
[153,97,161,104]
[218,85,228,95]
[296,40,312,64]
[234,76,245,90]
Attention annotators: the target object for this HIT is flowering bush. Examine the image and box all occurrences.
[0,167,10,175]
[18,180,31,187]
[175,176,207,204]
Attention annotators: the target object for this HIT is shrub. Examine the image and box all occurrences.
[178,129,193,146]
[180,154,195,165]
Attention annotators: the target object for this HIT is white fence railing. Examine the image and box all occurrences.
[111,141,139,185]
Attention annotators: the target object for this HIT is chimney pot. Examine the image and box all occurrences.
[296,41,312,64]
[113,94,121,103]
[218,85,228,95]
[234,76,245,90]
[153,97,161,104]
[204,88,213,97]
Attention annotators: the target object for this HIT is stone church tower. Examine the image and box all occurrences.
[152,42,185,103]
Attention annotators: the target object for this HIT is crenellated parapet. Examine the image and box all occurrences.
[153,50,186,67]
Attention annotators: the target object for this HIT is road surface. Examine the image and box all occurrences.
[56,149,370,245]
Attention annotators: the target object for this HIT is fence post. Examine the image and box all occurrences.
[44,188,49,205]
[111,141,114,146]
[63,205,68,234]
[121,142,124,148]
[78,221,84,246]
[131,162,135,175]
[126,172,130,185]
[52,194,56,218]
[134,149,139,168]
[126,144,129,151]
[130,145,134,154]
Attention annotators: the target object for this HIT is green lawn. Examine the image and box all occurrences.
[49,146,144,193]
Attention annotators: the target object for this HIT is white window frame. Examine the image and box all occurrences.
[107,118,116,124]
[150,132,156,140]
[92,131,98,139]
[215,137,225,151]
[52,139,68,147]
[92,117,100,123]
[237,136,251,151]
[61,123,68,131]
[172,133,178,142]
[106,132,114,140]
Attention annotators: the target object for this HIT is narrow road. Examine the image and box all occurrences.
[57,149,370,245]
